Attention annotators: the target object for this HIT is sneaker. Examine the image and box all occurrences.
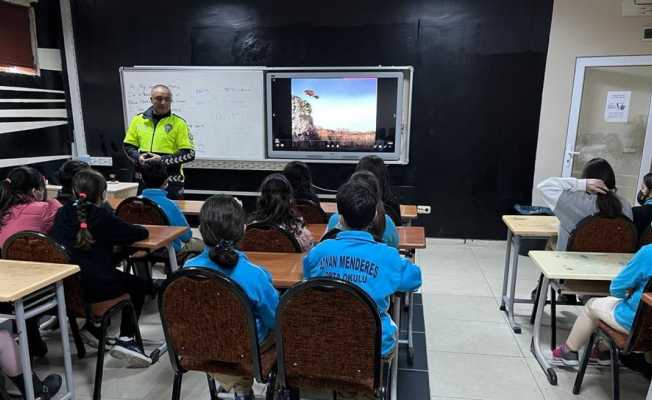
[552,343,579,366]
[234,393,254,400]
[37,374,62,400]
[589,347,611,366]
[110,338,152,368]
[79,327,115,350]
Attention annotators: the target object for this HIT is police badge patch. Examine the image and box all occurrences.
[164,123,173,133]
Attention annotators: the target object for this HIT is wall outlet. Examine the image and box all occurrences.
[417,205,431,214]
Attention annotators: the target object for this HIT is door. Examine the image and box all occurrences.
[563,56,652,203]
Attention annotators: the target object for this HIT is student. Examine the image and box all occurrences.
[552,244,652,365]
[56,159,90,205]
[0,330,62,399]
[537,158,633,251]
[633,172,652,237]
[326,171,399,247]
[250,173,313,251]
[185,195,279,400]
[0,166,61,248]
[51,169,152,367]
[140,159,203,254]
[303,180,422,358]
[356,155,401,226]
[282,161,320,205]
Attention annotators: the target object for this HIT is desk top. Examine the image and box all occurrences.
[321,202,418,220]
[174,200,203,216]
[246,252,304,289]
[0,260,79,302]
[529,251,632,281]
[307,224,426,249]
[47,181,137,194]
[502,215,559,237]
[131,225,189,250]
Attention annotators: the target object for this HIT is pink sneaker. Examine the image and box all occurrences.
[552,343,579,366]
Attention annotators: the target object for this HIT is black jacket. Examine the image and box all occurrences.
[633,204,652,238]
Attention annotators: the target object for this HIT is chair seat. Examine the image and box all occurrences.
[89,294,131,319]
[597,320,628,350]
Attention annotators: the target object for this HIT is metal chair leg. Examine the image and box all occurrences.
[172,372,183,400]
[68,314,86,359]
[207,374,219,400]
[93,315,111,400]
[573,333,596,394]
[407,292,415,364]
[610,340,620,400]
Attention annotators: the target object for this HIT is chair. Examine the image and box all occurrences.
[530,215,638,347]
[276,278,389,400]
[239,223,302,253]
[295,199,328,224]
[573,280,652,400]
[639,225,652,248]
[2,231,143,400]
[159,268,276,400]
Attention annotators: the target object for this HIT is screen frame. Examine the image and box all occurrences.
[265,71,405,161]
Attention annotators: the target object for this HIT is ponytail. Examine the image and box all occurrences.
[74,192,95,250]
[369,201,386,242]
[596,191,624,218]
[207,239,239,268]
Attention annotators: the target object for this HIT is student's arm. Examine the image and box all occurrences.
[40,199,62,232]
[302,250,317,279]
[103,212,149,244]
[537,177,586,210]
[397,256,422,293]
[610,246,652,298]
[166,203,192,242]
[296,226,314,252]
[160,123,195,167]
[256,270,280,332]
[384,215,399,248]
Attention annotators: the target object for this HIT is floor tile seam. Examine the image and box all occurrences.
[425,349,526,359]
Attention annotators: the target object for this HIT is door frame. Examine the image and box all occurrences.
[563,55,652,197]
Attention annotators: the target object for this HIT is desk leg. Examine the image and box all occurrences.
[15,300,35,400]
[167,244,179,273]
[499,230,513,311]
[56,281,75,399]
[391,296,401,400]
[506,235,521,334]
[531,277,557,385]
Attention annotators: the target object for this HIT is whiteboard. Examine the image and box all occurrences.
[120,67,266,161]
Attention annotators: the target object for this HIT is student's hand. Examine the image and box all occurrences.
[147,154,161,162]
[586,179,608,194]
[138,153,149,165]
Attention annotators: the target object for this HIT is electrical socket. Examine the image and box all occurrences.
[417,205,431,214]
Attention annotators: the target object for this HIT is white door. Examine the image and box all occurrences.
[563,56,652,203]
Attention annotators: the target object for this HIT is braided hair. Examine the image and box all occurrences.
[0,167,44,228]
[199,195,246,268]
[71,169,107,250]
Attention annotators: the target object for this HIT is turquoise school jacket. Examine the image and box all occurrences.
[184,249,280,342]
[327,212,399,248]
[303,230,422,356]
[611,245,652,331]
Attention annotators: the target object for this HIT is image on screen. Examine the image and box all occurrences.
[291,78,378,150]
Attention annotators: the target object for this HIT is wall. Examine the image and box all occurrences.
[532,0,652,205]
[0,0,72,181]
[71,0,553,239]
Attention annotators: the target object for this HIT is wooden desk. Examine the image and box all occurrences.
[246,252,304,289]
[528,251,632,385]
[0,260,79,400]
[307,224,426,250]
[174,200,203,216]
[48,181,138,204]
[320,202,418,222]
[131,225,190,272]
[500,215,560,334]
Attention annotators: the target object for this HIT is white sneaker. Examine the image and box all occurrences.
[110,338,152,368]
[79,328,115,350]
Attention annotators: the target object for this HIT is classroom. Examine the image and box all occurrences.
[2,0,652,399]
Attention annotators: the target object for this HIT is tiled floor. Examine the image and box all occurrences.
[17,239,652,399]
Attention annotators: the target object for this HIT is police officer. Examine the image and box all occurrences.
[123,84,194,199]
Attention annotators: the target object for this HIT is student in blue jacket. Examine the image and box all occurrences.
[325,171,399,247]
[184,195,279,400]
[304,180,422,358]
[553,245,652,366]
[140,159,203,254]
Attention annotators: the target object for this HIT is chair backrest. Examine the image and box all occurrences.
[276,278,382,397]
[294,199,328,224]
[239,223,302,253]
[624,279,652,353]
[115,196,169,225]
[567,215,638,253]
[640,225,652,248]
[2,231,85,317]
[159,268,264,380]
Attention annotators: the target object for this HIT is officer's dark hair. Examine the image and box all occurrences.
[0,166,45,228]
[282,161,316,202]
[337,181,377,230]
[72,169,107,250]
[58,160,90,195]
[251,173,304,235]
[140,159,168,189]
[199,195,245,268]
[349,170,385,240]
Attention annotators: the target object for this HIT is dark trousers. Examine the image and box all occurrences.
[86,271,147,338]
